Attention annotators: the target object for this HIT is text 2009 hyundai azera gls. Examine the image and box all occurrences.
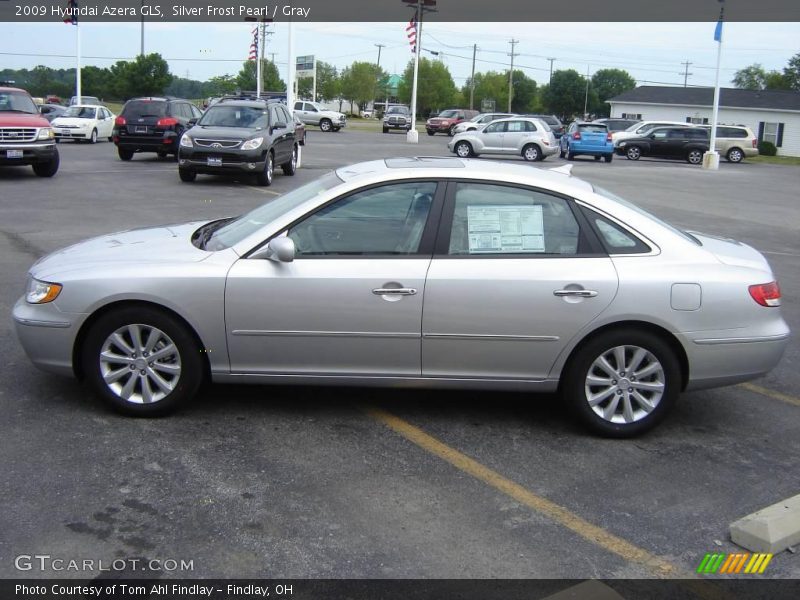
[13,158,789,437]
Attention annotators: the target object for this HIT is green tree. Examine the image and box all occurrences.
[784,53,800,91]
[236,60,286,92]
[732,64,770,90]
[542,69,590,120]
[315,61,340,102]
[81,65,113,100]
[511,70,537,113]
[590,68,636,116]
[398,58,457,117]
[206,74,238,95]
[339,61,385,112]
[110,53,172,99]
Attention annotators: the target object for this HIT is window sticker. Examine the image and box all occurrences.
[467,205,544,253]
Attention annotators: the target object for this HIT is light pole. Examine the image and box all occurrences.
[703,0,725,171]
[402,0,436,144]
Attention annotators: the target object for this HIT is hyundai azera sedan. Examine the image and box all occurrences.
[13,158,789,437]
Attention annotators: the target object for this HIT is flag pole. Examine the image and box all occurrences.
[407,0,421,143]
[76,20,82,104]
[255,26,262,97]
[703,1,725,171]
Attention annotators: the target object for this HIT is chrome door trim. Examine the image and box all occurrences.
[553,289,599,298]
[231,330,419,339]
[693,333,790,345]
[422,333,559,342]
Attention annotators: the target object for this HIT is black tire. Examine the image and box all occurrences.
[625,146,641,161]
[319,119,332,132]
[454,141,473,158]
[448,125,456,137]
[567,152,575,161]
[118,147,134,161]
[55,138,61,144]
[594,155,602,161]
[255,151,274,186]
[107,136,113,142]
[426,130,435,136]
[522,144,541,162]
[686,149,703,165]
[299,131,306,146]
[281,144,298,176]
[178,168,196,182]
[726,147,744,163]
[562,329,681,438]
[157,150,168,159]
[32,149,60,177]
[90,128,98,144]
[604,154,613,163]
[81,306,204,417]
[383,127,389,133]
[559,149,566,159]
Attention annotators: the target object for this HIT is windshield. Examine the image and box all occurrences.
[0,90,38,114]
[206,172,344,250]
[438,110,458,118]
[199,105,268,128]
[593,186,700,245]
[386,107,408,114]
[63,106,97,119]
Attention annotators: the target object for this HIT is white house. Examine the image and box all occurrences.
[608,86,800,157]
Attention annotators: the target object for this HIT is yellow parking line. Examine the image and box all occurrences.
[739,383,800,408]
[245,186,282,196]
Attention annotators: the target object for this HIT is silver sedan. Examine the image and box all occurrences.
[13,158,789,437]
[448,117,558,162]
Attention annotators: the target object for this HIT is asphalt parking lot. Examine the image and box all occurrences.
[1,128,798,587]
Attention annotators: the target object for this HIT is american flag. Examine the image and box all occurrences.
[63,0,78,26]
[248,26,258,60]
[406,16,417,53]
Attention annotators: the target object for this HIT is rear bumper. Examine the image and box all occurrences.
[114,131,179,152]
[0,142,57,166]
[568,143,614,155]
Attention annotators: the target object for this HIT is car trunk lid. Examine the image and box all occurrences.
[690,231,771,271]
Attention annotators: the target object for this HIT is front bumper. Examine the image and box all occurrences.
[384,120,411,130]
[426,123,455,133]
[12,296,82,378]
[0,142,57,166]
[54,127,91,140]
[178,147,268,174]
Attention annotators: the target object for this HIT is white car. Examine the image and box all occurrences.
[52,105,115,143]
[452,112,516,135]
[612,121,693,147]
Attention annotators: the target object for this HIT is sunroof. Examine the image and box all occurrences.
[384,157,466,169]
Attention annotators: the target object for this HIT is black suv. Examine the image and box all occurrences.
[113,97,202,160]
[616,126,709,165]
[523,114,565,139]
[177,96,297,186]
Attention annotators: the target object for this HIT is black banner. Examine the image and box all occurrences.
[1,0,799,23]
[3,579,800,600]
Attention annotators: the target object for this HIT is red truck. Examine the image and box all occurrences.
[426,108,479,136]
[0,86,59,177]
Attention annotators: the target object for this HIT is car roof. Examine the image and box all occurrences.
[65,104,105,109]
[0,86,28,94]
[335,157,594,195]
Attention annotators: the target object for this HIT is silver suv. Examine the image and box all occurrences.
[701,125,759,163]
[293,101,346,132]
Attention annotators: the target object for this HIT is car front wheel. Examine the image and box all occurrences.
[454,141,473,158]
[522,144,541,162]
[178,168,196,182]
[319,119,332,132]
[82,306,203,416]
[32,149,60,177]
[563,329,680,437]
[90,128,98,144]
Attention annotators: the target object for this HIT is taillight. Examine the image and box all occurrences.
[572,132,581,140]
[749,281,781,307]
[607,132,613,141]
[752,139,758,148]
[156,117,178,127]
[115,116,126,126]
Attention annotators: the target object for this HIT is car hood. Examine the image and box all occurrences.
[188,125,264,139]
[690,232,771,272]
[52,117,95,127]
[0,112,50,128]
[31,221,212,280]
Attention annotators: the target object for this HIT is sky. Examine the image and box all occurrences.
[3,21,799,90]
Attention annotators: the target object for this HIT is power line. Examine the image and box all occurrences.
[680,60,693,87]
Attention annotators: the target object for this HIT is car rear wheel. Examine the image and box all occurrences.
[319,119,332,132]
[448,125,456,136]
[594,155,601,161]
[282,144,298,175]
[157,150,168,159]
[118,147,134,161]
[726,148,744,163]
[454,141,473,158]
[82,306,203,416]
[32,149,60,177]
[686,149,703,165]
[383,127,389,133]
[255,151,274,186]
[604,154,613,163]
[178,168,196,182]
[522,144,541,162]
[563,329,680,437]
[625,146,641,161]
[426,130,435,136]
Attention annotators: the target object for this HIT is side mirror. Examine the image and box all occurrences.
[264,236,295,262]
[272,121,286,131]
[188,118,198,127]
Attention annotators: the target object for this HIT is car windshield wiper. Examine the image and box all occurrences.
[194,218,235,250]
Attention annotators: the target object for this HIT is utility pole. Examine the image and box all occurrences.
[680,60,693,87]
[374,43,385,113]
[140,1,144,56]
[583,64,590,119]
[469,43,477,110]
[547,57,555,85]
[507,39,518,112]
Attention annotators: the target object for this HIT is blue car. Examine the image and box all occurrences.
[559,121,614,162]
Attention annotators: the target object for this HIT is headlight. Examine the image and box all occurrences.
[37,127,55,140]
[179,134,193,148]
[241,137,263,150]
[26,278,62,304]
[619,142,627,147]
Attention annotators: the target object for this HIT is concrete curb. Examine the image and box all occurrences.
[730,493,800,553]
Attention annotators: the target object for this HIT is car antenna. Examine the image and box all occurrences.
[549,164,573,176]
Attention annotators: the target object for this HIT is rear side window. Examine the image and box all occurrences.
[123,100,167,118]
[582,208,651,254]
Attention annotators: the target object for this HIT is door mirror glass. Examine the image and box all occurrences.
[267,236,296,262]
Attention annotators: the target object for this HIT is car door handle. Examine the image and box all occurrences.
[553,289,598,298]
[372,288,417,296]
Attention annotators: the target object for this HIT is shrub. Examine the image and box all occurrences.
[758,141,777,156]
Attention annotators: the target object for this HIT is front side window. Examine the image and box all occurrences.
[447,183,581,256]
[484,121,506,134]
[651,129,669,140]
[288,182,437,256]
